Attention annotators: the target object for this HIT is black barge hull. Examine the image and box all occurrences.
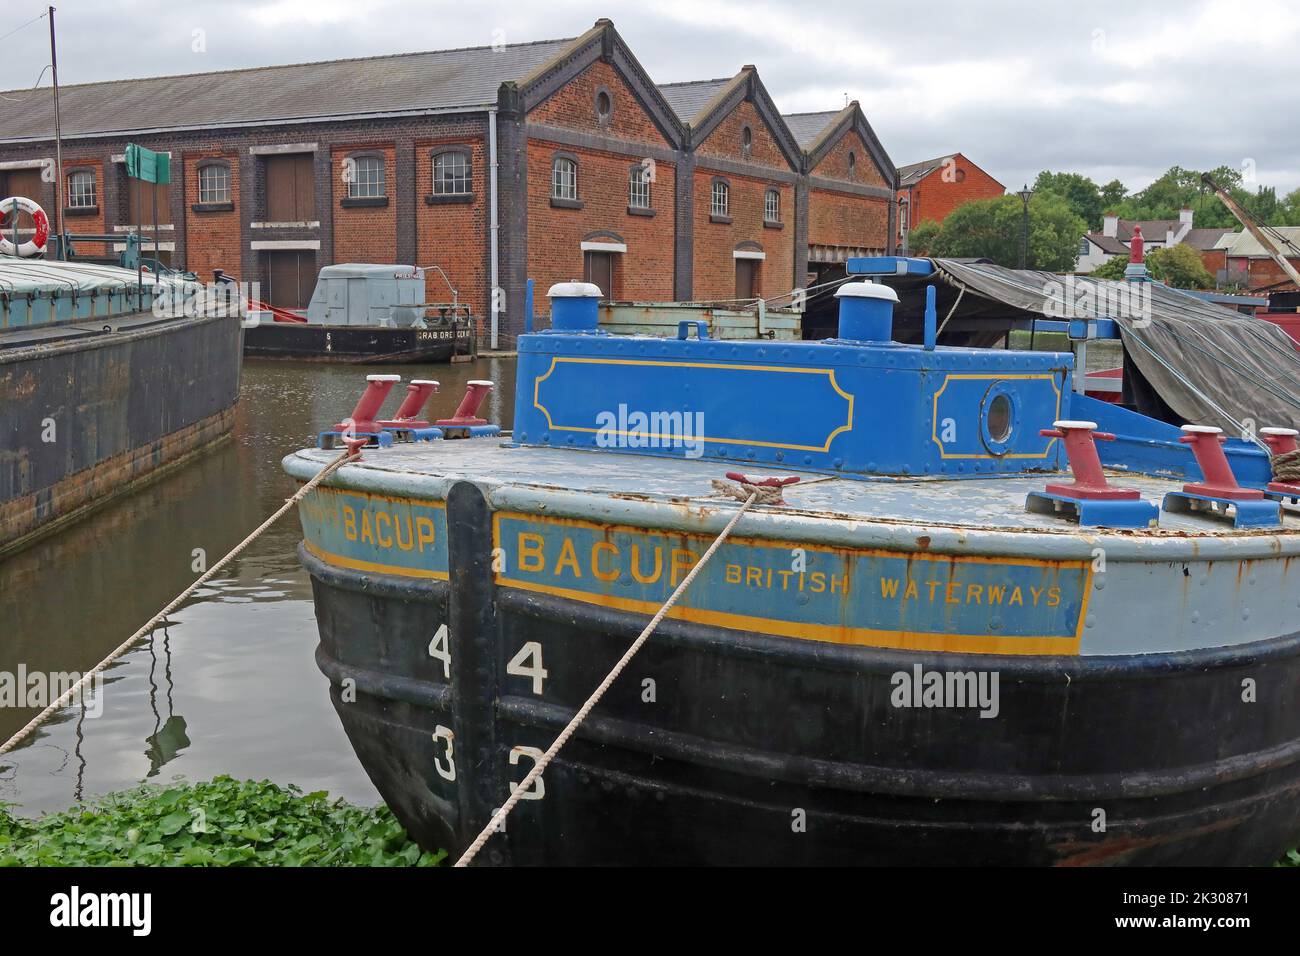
[300,484,1300,866]
[1,312,242,557]
[243,322,470,363]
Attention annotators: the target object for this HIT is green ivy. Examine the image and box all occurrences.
[0,776,446,867]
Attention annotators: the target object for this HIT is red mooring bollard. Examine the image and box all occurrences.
[333,374,402,434]
[1040,420,1140,500]
[1260,426,1300,493]
[437,379,493,426]
[381,379,440,428]
[1179,425,1264,500]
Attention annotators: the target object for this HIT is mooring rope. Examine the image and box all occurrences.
[1273,449,1300,484]
[0,448,357,759]
[454,489,761,867]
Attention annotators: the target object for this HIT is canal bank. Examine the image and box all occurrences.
[0,356,516,815]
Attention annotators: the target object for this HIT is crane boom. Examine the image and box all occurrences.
[1201,173,1300,290]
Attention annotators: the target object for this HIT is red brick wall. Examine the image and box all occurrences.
[62,159,106,256]
[184,149,240,280]
[529,59,670,148]
[809,189,889,250]
[696,99,790,171]
[332,144,396,264]
[809,129,890,251]
[527,139,676,301]
[692,170,794,300]
[1233,255,1300,292]
[415,137,488,318]
[899,153,1004,229]
[813,129,887,188]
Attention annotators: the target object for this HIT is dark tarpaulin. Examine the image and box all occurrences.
[926,259,1300,433]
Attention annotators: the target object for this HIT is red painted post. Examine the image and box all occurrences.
[1260,426,1300,493]
[437,379,493,426]
[1179,425,1265,499]
[385,379,439,425]
[334,374,401,434]
[1040,420,1140,500]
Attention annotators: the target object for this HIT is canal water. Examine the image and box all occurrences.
[0,356,516,816]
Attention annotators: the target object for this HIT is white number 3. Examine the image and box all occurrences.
[432,724,456,781]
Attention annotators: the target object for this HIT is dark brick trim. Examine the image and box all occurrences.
[763,219,783,230]
[709,213,732,225]
[64,205,99,217]
[693,154,799,184]
[191,201,234,213]
[627,205,655,217]
[582,229,624,243]
[551,197,584,210]
[807,175,895,199]
[527,124,676,164]
[426,192,474,205]
[341,195,388,208]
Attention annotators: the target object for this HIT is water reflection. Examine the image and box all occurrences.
[0,355,515,814]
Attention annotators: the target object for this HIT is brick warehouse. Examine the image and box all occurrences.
[0,18,897,340]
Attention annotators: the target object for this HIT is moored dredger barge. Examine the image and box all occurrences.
[286,262,1300,865]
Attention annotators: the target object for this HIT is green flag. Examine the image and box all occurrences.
[124,143,171,185]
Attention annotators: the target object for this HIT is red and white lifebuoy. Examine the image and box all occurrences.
[0,196,50,258]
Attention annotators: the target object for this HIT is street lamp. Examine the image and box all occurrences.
[1017,185,1034,270]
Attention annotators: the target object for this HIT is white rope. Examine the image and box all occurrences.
[0,448,357,758]
[454,490,760,867]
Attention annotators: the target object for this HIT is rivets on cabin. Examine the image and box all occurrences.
[1025,420,1159,528]
[1161,425,1282,528]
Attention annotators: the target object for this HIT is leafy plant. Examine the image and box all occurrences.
[0,776,446,867]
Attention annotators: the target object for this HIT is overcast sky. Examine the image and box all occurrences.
[3,0,1298,196]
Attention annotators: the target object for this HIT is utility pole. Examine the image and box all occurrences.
[48,6,64,255]
[1017,184,1034,270]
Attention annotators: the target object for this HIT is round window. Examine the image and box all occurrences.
[987,393,1012,442]
[595,90,612,120]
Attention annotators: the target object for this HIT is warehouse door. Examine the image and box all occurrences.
[735,258,759,300]
[127,179,172,226]
[265,154,315,222]
[583,251,615,300]
[266,251,316,309]
[0,168,45,233]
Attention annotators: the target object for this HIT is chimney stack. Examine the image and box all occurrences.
[1103,212,1119,238]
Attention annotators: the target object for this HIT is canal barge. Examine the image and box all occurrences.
[286,264,1300,865]
[0,254,242,557]
[242,263,473,363]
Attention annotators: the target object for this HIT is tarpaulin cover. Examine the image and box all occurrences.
[930,259,1300,433]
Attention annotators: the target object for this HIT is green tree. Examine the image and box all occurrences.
[1034,170,1105,230]
[1100,179,1128,209]
[905,218,941,255]
[1083,245,1213,289]
[928,193,1085,273]
[1147,244,1214,289]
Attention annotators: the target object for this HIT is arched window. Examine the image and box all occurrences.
[197,162,231,204]
[847,151,857,176]
[764,188,780,224]
[628,165,651,209]
[67,169,96,209]
[433,150,471,195]
[711,179,729,218]
[552,157,578,201]
[741,125,753,151]
[347,155,385,198]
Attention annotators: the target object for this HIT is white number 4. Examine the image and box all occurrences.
[506,641,548,695]
[429,624,450,679]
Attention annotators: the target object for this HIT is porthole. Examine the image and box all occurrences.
[979,382,1017,456]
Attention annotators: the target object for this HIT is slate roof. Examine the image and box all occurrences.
[897,155,955,187]
[1083,234,1128,255]
[0,38,576,142]
[781,111,840,149]
[656,78,733,125]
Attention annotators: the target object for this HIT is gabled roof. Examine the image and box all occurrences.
[667,67,804,170]
[1221,226,1300,259]
[781,111,841,150]
[1182,227,1235,251]
[0,37,578,142]
[1084,234,1128,255]
[897,155,956,187]
[657,78,733,125]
